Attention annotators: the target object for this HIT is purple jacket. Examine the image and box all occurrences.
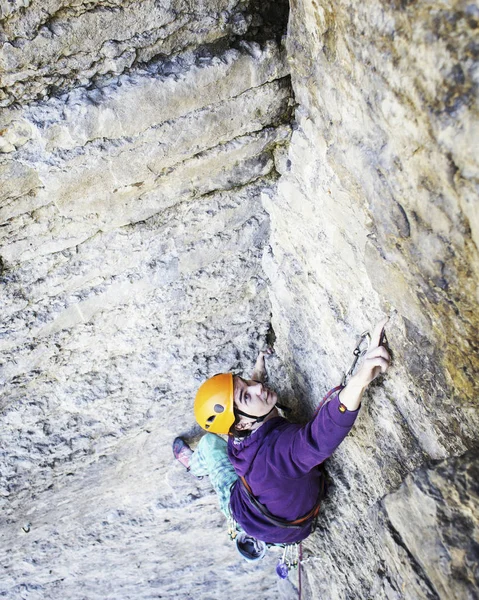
[228,390,359,544]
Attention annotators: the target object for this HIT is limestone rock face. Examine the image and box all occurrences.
[0,0,287,106]
[0,42,291,263]
[1,0,478,598]
[295,449,479,600]
[264,0,479,597]
[383,449,479,599]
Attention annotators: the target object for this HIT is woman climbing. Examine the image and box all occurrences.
[173,317,390,561]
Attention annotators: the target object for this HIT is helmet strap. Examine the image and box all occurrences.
[234,405,277,424]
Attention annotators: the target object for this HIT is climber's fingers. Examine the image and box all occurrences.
[370,316,389,349]
[251,347,273,382]
[260,346,274,356]
[365,344,390,363]
[364,353,390,376]
[357,345,391,385]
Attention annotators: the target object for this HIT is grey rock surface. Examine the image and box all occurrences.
[1,0,478,598]
[0,0,288,106]
[1,1,293,596]
[383,449,479,599]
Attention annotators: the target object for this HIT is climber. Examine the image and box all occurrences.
[173,317,390,553]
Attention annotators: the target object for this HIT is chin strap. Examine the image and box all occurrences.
[234,404,277,424]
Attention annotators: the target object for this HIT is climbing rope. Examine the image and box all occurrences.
[298,542,303,600]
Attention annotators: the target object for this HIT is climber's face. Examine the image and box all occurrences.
[232,377,278,430]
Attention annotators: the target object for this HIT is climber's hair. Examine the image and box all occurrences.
[229,414,252,439]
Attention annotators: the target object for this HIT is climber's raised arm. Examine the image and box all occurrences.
[339,317,390,411]
[270,316,391,476]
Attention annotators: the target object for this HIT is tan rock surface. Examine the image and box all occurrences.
[264,0,478,597]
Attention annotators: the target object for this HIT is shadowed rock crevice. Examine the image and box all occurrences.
[0,0,289,106]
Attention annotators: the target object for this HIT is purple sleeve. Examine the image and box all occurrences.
[271,390,359,477]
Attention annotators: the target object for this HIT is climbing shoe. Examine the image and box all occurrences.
[172,437,193,471]
[235,532,267,562]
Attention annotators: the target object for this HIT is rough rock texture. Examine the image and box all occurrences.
[264,0,479,598]
[383,449,479,599]
[0,2,294,597]
[0,42,291,261]
[0,0,288,106]
[1,0,478,598]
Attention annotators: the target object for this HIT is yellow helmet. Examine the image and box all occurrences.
[194,373,234,434]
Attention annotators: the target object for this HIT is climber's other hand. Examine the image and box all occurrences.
[259,346,274,357]
[251,346,273,382]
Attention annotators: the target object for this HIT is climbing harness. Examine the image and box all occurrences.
[340,330,371,386]
[238,474,324,530]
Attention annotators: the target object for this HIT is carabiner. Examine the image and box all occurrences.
[341,331,371,386]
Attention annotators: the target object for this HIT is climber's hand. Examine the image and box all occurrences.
[259,346,274,358]
[339,317,390,411]
[352,317,390,388]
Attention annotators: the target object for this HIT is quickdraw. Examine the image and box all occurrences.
[276,542,300,579]
[340,330,371,386]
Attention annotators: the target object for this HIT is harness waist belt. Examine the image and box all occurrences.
[239,474,324,530]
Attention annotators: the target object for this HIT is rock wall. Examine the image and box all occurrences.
[0,1,294,598]
[264,0,479,597]
[1,0,478,598]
